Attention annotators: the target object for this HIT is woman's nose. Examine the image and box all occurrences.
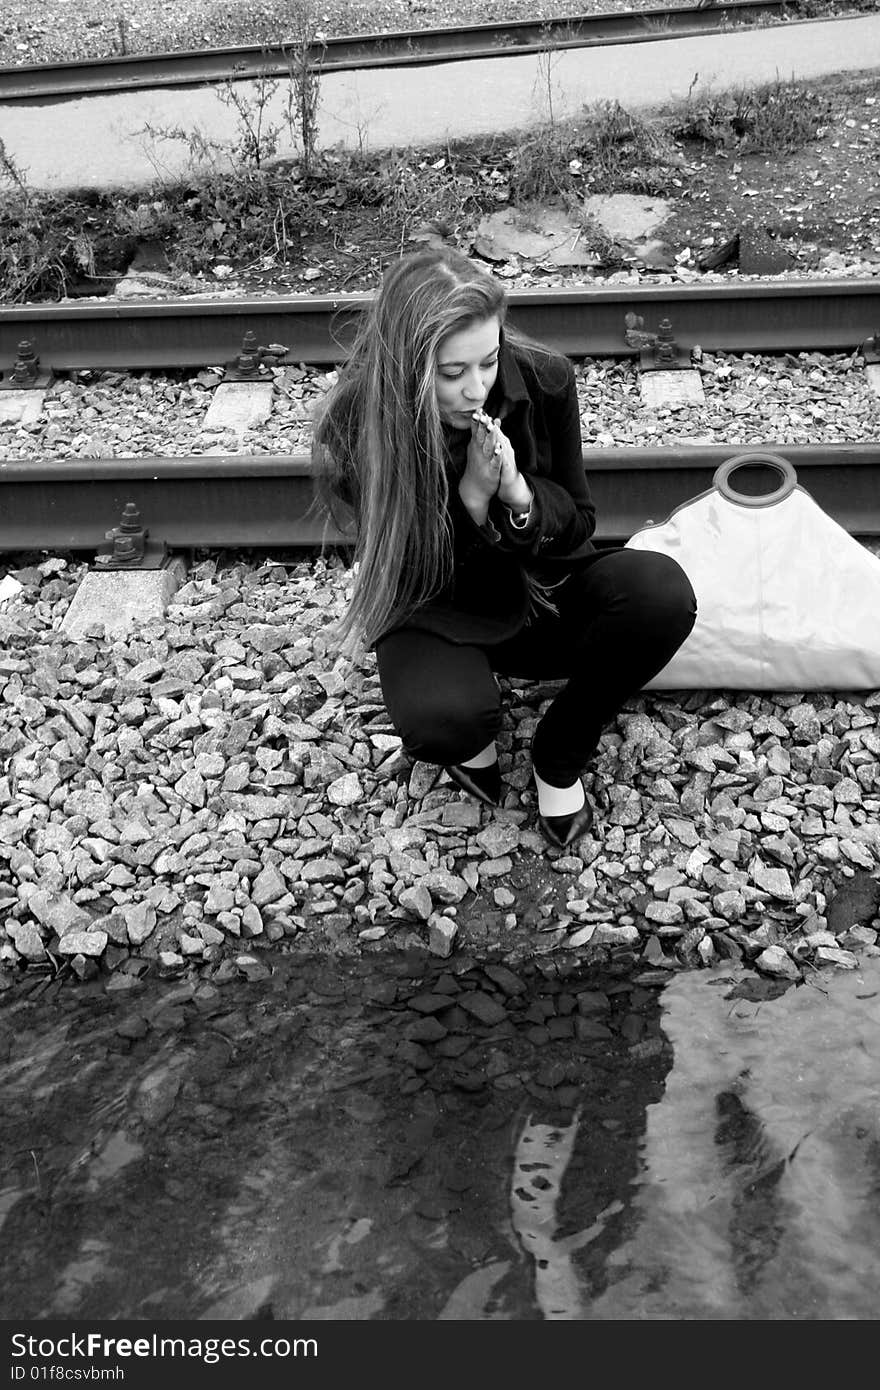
[462,371,484,401]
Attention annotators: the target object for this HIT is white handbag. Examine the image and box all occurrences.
[625,452,880,690]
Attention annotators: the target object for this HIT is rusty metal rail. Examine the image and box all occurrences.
[0,3,801,101]
[2,280,880,374]
[2,443,879,554]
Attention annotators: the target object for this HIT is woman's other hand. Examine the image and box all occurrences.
[459,410,531,522]
[461,410,504,502]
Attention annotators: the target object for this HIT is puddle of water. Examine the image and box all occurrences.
[587,962,880,1319]
[85,1131,144,1190]
[1,949,878,1319]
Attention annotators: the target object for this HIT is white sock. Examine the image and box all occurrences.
[534,768,584,817]
[461,740,497,769]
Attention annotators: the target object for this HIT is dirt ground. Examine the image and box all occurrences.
[230,69,880,296]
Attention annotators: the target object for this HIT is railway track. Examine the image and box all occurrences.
[2,280,880,372]
[2,280,879,556]
[0,3,801,101]
[2,444,879,556]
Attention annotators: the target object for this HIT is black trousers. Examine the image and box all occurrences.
[375,550,697,787]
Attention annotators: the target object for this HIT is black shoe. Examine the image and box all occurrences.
[444,761,501,806]
[538,799,593,849]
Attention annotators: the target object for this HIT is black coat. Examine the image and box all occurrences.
[395,336,598,646]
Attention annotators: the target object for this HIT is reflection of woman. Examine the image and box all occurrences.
[313,248,696,849]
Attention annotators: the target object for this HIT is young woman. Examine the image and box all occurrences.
[313,247,696,849]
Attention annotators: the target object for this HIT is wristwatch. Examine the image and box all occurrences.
[508,491,533,529]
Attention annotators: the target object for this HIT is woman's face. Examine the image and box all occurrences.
[434,316,501,426]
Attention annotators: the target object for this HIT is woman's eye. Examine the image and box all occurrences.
[439,358,497,381]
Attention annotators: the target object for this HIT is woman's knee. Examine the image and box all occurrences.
[395,685,501,765]
[600,550,697,632]
[376,633,501,765]
[637,552,696,629]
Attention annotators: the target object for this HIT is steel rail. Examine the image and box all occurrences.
[0,3,805,101]
[2,444,878,553]
[2,281,879,372]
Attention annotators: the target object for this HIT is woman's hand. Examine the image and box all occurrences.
[460,411,531,511]
[460,410,503,504]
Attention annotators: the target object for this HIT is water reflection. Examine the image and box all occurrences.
[585,959,880,1319]
[1,952,878,1319]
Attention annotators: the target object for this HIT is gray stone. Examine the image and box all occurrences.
[327,772,363,806]
[6,920,46,961]
[475,822,520,857]
[590,923,640,947]
[814,946,860,969]
[644,900,684,925]
[419,869,469,904]
[712,890,747,920]
[755,945,800,980]
[298,857,346,884]
[567,923,597,947]
[174,770,206,808]
[751,858,794,899]
[428,913,457,957]
[125,902,157,946]
[398,884,433,921]
[251,863,287,905]
[478,856,514,878]
[240,903,264,935]
[25,889,90,936]
[204,883,236,914]
[57,930,108,958]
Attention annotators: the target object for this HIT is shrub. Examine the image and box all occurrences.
[669,76,835,153]
[510,101,679,202]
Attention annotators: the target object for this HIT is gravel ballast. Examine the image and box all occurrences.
[1,547,879,994]
[2,341,880,458]
[2,259,880,994]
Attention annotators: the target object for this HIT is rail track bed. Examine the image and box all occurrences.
[2,332,879,552]
[2,279,879,554]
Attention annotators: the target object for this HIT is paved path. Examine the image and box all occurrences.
[1,14,879,190]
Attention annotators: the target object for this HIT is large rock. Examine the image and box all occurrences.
[24,889,90,937]
[755,946,800,980]
[57,930,108,958]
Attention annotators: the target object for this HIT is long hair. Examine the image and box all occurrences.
[312,247,508,654]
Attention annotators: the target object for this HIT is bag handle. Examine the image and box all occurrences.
[713,452,798,507]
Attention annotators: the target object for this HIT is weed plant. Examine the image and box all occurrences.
[669,75,836,153]
[510,101,679,202]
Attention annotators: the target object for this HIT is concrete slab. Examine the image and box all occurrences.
[60,558,187,640]
[474,207,600,267]
[113,269,186,299]
[0,574,24,611]
[640,370,706,409]
[866,365,880,398]
[201,383,274,437]
[737,227,795,275]
[0,391,46,426]
[581,194,671,251]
